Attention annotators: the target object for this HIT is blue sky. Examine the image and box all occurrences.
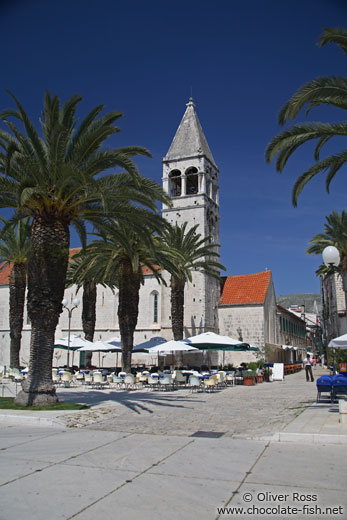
[0,0,346,296]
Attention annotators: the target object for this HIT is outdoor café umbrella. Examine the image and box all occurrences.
[183,331,251,370]
[133,336,167,352]
[328,333,347,349]
[54,335,94,367]
[146,340,199,367]
[79,341,122,367]
[183,331,251,350]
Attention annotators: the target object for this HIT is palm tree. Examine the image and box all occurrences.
[70,217,171,372]
[0,91,167,405]
[159,222,225,340]
[66,249,117,367]
[266,28,347,206]
[307,210,347,273]
[0,217,31,369]
[307,209,347,343]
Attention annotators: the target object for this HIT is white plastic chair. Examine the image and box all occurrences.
[84,373,93,387]
[92,372,107,389]
[173,371,187,386]
[61,372,73,387]
[159,375,173,391]
[123,374,136,389]
[147,375,159,390]
[188,375,202,392]
[75,372,85,384]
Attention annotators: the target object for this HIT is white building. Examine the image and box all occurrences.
[0,99,303,368]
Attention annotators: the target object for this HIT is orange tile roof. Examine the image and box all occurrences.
[0,262,12,285]
[219,271,272,305]
[0,248,83,285]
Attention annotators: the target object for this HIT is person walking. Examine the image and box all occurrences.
[304,354,314,382]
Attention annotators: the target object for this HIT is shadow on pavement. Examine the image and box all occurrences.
[56,389,205,415]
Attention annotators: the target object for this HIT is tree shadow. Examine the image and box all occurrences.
[57,388,206,415]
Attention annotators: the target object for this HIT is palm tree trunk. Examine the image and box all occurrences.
[9,264,26,369]
[117,259,140,372]
[82,281,97,368]
[15,215,69,406]
[171,276,185,340]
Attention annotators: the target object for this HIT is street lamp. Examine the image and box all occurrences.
[322,246,347,309]
[62,297,80,367]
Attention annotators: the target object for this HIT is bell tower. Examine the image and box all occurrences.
[161,98,221,336]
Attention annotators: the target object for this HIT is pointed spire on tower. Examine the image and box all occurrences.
[164,99,217,168]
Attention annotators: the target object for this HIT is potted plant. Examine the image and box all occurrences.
[263,367,272,382]
[257,372,263,383]
[243,369,257,386]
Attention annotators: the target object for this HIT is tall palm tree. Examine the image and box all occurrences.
[0,217,31,369]
[66,249,117,367]
[266,28,347,206]
[159,222,225,340]
[0,91,167,405]
[70,217,172,372]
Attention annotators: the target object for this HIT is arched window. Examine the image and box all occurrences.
[186,167,198,194]
[151,291,159,323]
[169,170,181,197]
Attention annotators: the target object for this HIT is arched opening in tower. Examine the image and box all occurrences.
[186,167,198,195]
[169,170,182,197]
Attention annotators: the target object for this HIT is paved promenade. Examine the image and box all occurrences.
[0,369,346,519]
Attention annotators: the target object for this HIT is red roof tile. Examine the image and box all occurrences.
[219,271,272,305]
[0,263,12,285]
[0,248,83,285]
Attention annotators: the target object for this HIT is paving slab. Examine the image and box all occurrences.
[148,437,266,482]
[0,425,59,449]
[247,442,347,490]
[0,462,135,520]
[71,472,240,520]
[64,433,192,473]
[0,429,127,463]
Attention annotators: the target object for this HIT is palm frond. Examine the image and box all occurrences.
[291,151,347,205]
[278,76,347,124]
[319,27,347,55]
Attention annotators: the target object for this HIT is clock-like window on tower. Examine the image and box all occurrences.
[169,170,181,197]
[186,167,198,194]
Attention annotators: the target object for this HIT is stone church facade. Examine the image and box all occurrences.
[0,100,302,368]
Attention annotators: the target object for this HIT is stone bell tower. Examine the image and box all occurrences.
[161,98,221,337]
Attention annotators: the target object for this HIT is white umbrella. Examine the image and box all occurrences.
[183,331,250,348]
[133,336,167,351]
[54,335,94,367]
[146,340,199,369]
[54,335,94,350]
[146,340,198,353]
[78,341,121,352]
[328,333,347,349]
[79,341,122,368]
[183,331,250,371]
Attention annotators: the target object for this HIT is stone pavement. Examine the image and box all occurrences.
[0,369,346,519]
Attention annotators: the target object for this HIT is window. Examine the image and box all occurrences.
[169,170,181,197]
[186,167,198,194]
[152,291,159,323]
